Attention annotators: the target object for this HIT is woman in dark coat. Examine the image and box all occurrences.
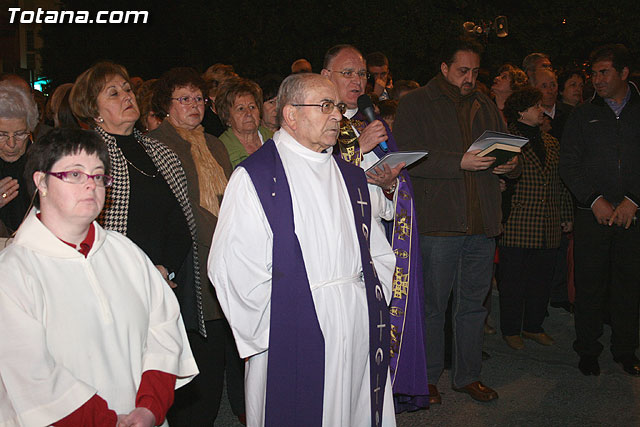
[499,87,573,350]
[149,67,245,425]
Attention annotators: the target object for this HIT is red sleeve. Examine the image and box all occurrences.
[53,394,117,426]
[135,370,177,425]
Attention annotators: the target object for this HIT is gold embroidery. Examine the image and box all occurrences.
[394,210,411,241]
[393,249,409,259]
[392,266,409,299]
[390,324,399,361]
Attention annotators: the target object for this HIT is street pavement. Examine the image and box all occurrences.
[214,291,640,426]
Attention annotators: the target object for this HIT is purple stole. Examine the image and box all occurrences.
[337,112,430,412]
[240,139,390,427]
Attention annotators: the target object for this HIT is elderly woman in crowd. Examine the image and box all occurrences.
[498,87,573,351]
[0,81,38,236]
[149,67,245,425]
[0,128,197,427]
[216,76,273,167]
[69,60,209,352]
[491,64,529,120]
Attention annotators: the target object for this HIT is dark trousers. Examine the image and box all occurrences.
[573,209,640,359]
[421,234,495,388]
[167,319,245,426]
[549,234,570,303]
[498,246,557,336]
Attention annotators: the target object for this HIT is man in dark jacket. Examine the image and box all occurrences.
[559,43,640,377]
[393,37,520,403]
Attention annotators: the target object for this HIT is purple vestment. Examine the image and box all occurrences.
[241,139,390,426]
[338,112,430,412]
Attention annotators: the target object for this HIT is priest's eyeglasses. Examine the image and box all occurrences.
[327,69,370,80]
[291,101,347,115]
[171,95,206,105]
[45,170,114,187]
[0,131,31,144]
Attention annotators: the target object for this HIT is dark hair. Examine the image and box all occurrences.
[390,80,420,100]
[323,44,362,69]
[24,128,110,208]
[366,52,389,68]
[378,99,398,119]
[557,69,585,93]
[152,67,208,117]
[503,87,543,125]
[590,44,631,74]
[441,36,484,66]
[496,64,528,91]
[56,90,81,129]
[257,74,283,102]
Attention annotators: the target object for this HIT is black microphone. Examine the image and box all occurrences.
[357,94,388,152]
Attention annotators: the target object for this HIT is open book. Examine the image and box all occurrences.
[365,151,428,173]
[467,131,528,167]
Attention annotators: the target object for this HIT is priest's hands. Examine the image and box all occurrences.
[358,121,388,154]
[366,162,405,192]
[116,407,155,427]
[156,265,177,289]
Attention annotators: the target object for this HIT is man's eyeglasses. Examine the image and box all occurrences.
[291,101,347,115]
[0,131,30,144]
[45,170,114,187]
[171,95,206,105]
[327,69,370,80]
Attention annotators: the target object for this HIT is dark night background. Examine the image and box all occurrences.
[39,0,639,89]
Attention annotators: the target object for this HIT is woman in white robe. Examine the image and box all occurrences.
[0,129,197,427]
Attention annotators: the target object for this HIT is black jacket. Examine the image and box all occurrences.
[559,82,640,208]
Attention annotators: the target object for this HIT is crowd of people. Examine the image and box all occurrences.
[0,37,638,427]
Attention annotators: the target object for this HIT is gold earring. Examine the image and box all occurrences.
[40,189,47,197]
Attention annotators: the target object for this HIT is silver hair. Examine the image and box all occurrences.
[276,73,329,126]
[0,81,39,131]
[522,52,550,74]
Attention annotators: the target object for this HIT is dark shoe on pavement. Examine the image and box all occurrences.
[550,301,573,313]
[578,355,600,376]
[613,355,640,377]
[428,384,442,405]
[453,381,498,402]
[482,350,491,360]
[522,331,554,346]
[503,335,524,350]
[484,323,497,335]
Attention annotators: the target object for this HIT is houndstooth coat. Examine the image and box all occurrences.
[500,123,573,249]
[94,126,207,337]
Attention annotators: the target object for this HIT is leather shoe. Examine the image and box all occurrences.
[503,335,524,350]
[453,381,498,402]
[578,355,600,376]
[522,331,554,346]
[614,355,640,376]
[428,384,441,405]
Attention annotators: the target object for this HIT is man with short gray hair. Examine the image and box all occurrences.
[209,73,397,426]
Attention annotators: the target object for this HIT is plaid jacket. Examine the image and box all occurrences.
[500,124,573,248]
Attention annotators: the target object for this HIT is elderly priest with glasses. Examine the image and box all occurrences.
[208,73,397,427]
